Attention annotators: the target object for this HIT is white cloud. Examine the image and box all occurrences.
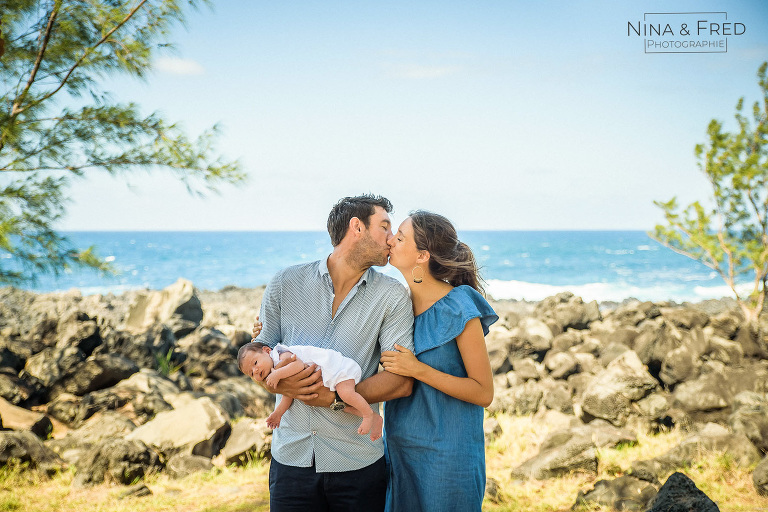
[154,57,205,76]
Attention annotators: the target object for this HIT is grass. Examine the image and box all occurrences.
[3,414,768,512]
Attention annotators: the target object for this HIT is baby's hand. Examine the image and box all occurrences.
[265,372,279,388]
[252,315,263,339]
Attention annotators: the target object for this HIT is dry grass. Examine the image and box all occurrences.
[3,413,768,512]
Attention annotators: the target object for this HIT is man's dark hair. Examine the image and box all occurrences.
[327,194,393,246]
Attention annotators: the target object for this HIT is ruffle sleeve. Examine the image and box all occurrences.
[413,285,499,355]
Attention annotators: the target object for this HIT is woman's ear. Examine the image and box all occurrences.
[416,250,430,264]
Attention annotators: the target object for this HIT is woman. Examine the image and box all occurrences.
[380,210,498,512]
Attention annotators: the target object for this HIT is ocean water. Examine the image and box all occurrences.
[14,231,749,303]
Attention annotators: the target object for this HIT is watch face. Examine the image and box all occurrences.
[331,401,345,411]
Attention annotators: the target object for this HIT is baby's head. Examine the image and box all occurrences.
[237,342,274,382]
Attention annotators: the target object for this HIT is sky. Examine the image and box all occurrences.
[58,0,768,232]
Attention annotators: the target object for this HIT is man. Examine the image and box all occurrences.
[253,194,414,511]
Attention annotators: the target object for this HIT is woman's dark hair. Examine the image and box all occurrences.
[327,194,393,246]
[237,341,268,372]
[409,210,484,294]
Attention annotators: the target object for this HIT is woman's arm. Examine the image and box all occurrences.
[380,317,494,407]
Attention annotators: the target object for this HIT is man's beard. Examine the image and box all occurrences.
[351,233,389,269]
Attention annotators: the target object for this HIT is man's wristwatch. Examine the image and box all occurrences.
[330,391,346,411]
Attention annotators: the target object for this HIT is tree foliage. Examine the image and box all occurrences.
[0,0,244,285]
[652,62,768,325]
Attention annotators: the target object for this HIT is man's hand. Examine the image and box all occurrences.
[265,357,328,403]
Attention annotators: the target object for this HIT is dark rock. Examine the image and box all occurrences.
[165,453,214,479]
[0,430,65,475]
[55,315,102,357]
[54,354,139,397]
[0,397,52,439]
[672,371,730,414]
[631,424,761,481]
[118,483,152,499]
[543,382,573,414]
[24,346,86,390]
[534,292,601,331]
[581,350,657,426]
[512,358,540,381]
[551,331,582,352]
[598,342,630,367]
[573,475,657,511]
[215,418,271,466]
[0,373,37,405]
[511,434,597,480]
[73,438,161,486]
[646,472,719,512]
[180,327,239,381]
[729,392,768,453]
[543,351,579,380]
[660,307,710,330]
[95,324,175,372]
[754,456,768,497]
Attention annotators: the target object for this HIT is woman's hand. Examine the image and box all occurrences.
[252,316,262,339]
[380,344,423,378]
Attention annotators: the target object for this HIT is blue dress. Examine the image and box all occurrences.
[384,285,498,512]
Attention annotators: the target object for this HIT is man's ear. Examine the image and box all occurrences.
[349,217,362,235]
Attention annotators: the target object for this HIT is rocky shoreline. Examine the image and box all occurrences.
[1,279,767,509]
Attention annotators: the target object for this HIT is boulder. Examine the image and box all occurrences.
[214,418,271,466]
[573,475,657,511]
[646,472,719,512]
[510,432,597,480]
[95,323,176,371]
[754,455,768,497]
[24,346,86,389]
[46,411,136,466]
[581,350,657,426]
[73,438,161,486]
[54,313,102,356]
[126,397,231,458]
[632,423,761,481]
[0,430,65,474]
[486,326,514,374]
[729,392,768,453]
[165,453,214,479]
[53,354,139,397]
[180,327,239,381]
[659,344,700,387]
[0,373,38,406]
[672,371,730,414]
[512,358,540,381]
[659,307,709,330]
[543,351,579,380]
[508,318,554,361]
[708,336,743,366]
[0,397,52,439]
[534,292,601,331]
[123,278,203,334]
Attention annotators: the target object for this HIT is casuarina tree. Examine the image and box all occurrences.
[652,62,768,335]
[0,0,244,284]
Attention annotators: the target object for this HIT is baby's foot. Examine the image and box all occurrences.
[369,414,383,442]
[266,411,282,429]
[358,414,384,441]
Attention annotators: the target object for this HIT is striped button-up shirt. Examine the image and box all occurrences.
[256,257,414,472]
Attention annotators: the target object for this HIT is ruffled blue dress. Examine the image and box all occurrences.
[384,285,498,512]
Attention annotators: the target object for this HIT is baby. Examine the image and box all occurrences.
[238,323,383,441]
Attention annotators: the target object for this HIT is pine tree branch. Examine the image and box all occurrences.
[19,0,150,115]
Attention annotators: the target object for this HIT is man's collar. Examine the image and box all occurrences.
[319,255,371,286]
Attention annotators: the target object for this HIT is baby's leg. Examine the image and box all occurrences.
[266,395,293,429]
[335,379,383,441]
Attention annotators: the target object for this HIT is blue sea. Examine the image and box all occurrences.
[15,231,748,303]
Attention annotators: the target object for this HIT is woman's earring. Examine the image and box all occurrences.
[412,265,424,284]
